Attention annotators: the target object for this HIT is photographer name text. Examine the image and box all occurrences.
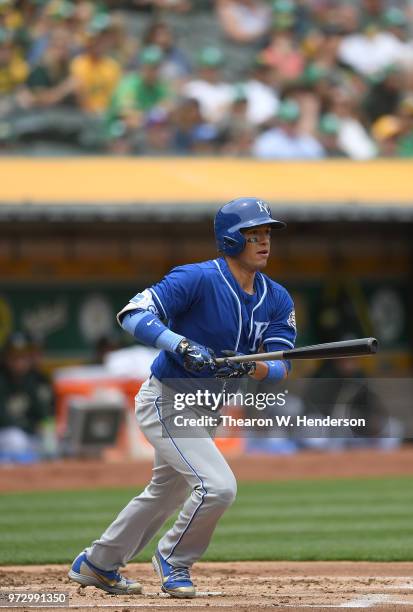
[173,415,366,428]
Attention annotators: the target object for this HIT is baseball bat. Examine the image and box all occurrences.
[215,337,378,364]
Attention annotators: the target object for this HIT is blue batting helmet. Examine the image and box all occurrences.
[214,197,286,256]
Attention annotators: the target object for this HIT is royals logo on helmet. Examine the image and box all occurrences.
[256,200,270,215]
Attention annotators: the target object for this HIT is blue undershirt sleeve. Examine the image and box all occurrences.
[121,310,184,352]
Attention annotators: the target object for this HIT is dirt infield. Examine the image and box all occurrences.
[1,561,413,611]
[1,447,413,492]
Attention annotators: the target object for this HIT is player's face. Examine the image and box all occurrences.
[239,225,271,271]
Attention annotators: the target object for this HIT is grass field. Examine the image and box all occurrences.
[1,476,412,565]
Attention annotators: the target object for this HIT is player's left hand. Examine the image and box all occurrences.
[214,350,256,379]
[176,338,217,374]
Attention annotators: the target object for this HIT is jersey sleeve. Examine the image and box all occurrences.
[149,264,203,320]
[117,264,203,326]
[262,287,297,352]
[116,264,202,326]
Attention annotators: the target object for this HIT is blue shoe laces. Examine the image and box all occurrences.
[168,567,191,583]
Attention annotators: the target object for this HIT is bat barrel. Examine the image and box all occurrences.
[284,337,378,360]
[215,338,379,365]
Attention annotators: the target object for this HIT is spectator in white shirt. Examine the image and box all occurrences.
[338,23,405,77]
[381,8,413,70]
[240,60,280,127]
[182,47,233,124]
[252,98,325,160]
[328,87,377,160]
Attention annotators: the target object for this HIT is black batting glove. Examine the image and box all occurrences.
[176,338,217,374]
[214,350,256,379]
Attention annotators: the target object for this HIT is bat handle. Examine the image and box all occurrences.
[216,350,285,365]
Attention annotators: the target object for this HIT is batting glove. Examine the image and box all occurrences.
[176,338,217,374]
[214,350,256,379]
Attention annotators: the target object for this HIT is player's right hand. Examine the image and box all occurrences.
[214,350,256,379]
[176,338,217,374]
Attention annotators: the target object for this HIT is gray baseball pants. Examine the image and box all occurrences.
[86,375,237,570]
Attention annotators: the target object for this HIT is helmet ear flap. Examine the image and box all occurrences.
[222,232,245,256]
[223,235,239,248]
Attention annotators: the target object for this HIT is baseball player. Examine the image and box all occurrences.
[68,197,296,598]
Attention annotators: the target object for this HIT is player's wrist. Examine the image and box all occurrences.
[176,338,190,355]
[155,329,185,353]
[248,361,268,380]
[246,361,260,378]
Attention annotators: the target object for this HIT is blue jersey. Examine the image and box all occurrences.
[122,257,296,381]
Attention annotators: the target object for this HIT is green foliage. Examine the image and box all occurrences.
[0,476,412,565]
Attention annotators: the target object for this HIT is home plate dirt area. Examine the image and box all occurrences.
[1,561,413,611]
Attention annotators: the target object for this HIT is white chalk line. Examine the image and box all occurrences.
[278,584,413,594]
[340,593,413,607]
[239,576,413,584]
[280,596,413,610]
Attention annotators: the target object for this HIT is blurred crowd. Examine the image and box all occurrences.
[0,332,56,462]
[0,330,126,463]
[2,0,413,156]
